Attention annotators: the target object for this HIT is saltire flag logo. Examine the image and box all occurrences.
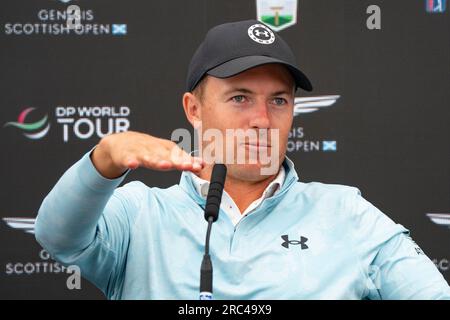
[322,141,337,152]
[256,0,298,32]
[112,24,127,35]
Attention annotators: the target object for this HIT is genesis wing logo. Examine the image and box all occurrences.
[426,213,450,229]
[2,217,36,234]
[294,95,340,117]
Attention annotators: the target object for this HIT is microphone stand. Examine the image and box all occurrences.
[199,163,227,300]
[199,216,214,300]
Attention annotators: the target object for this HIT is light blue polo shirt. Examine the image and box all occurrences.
[35,150,450,299]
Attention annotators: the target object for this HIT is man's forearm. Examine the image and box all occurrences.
[35,149,127,255]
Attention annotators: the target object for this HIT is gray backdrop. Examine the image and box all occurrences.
[0,0,449,299]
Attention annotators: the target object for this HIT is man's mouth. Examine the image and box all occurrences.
[243,142,271,148]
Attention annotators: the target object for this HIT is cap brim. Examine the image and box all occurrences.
[207,55,313,92]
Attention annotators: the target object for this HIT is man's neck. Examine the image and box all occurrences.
[198,166,279,214]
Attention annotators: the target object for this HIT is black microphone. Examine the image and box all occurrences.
[204,164,227,222]
[199,163,227,300]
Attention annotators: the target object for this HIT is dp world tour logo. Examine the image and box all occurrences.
[4,108,50,139]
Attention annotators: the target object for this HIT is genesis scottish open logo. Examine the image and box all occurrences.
[4,0,127,36]
[4,108,50,140]
[288,95,340,153]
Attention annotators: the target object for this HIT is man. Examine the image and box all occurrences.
[35,20,450,299]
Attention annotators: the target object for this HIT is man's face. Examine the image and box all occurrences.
[193,63,295,182]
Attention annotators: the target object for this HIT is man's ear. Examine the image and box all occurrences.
[182,92,202,129]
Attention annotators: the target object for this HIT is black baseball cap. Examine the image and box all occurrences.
[186,19,312,92]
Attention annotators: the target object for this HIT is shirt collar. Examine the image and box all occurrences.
[188,163,286,200]
[178,156,299,204]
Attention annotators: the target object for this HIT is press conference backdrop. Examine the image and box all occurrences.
[0,0,449,299]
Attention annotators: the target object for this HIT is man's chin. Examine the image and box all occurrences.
[226,161,280,181]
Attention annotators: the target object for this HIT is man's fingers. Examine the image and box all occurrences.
[169,148,192,165]
[121,141,205,173]
[192,156,205,166]
[169,162,201,173]
[125,156,139,170]
[171,150,205,172]
[142,158,203,172]
[155,159,175,171]
[130,153,201,173]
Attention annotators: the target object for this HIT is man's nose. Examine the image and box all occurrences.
[249,102,270,129]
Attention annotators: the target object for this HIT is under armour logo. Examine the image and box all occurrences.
[281,235,309,249]
[254,29,269,38]
[247,24,275,45]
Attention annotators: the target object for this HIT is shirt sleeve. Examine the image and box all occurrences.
[347,188,450,300]
[34,148,141,298]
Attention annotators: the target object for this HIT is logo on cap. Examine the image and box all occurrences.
[248,24,275,45]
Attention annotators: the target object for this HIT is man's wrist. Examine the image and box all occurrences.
[90,142,127,179]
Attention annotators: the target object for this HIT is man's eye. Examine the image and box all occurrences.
[231,95,247,103]
[272,97,287,105]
